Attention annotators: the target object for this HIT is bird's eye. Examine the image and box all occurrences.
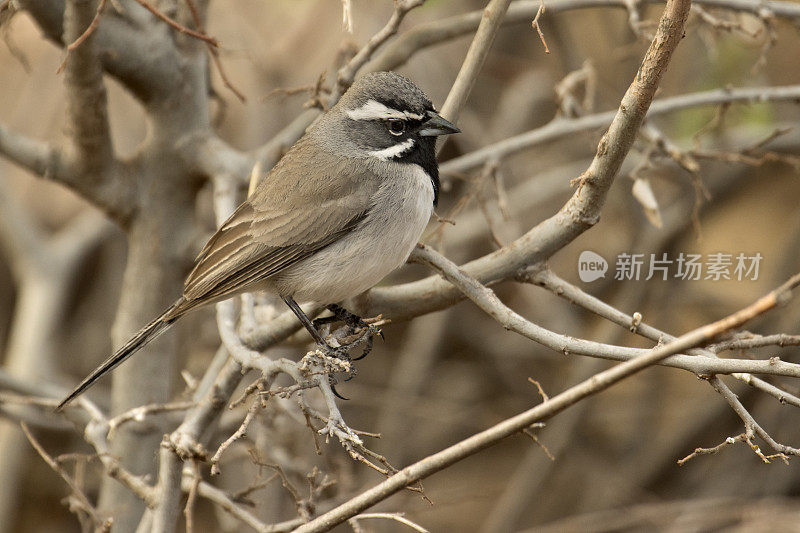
[387,119,406,136]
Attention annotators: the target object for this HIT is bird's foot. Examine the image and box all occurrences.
[317,342,357,400]
[312,306,383,400]
[315,305,383,361]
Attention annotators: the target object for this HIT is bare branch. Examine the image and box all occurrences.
[364,0,800,74]
[439,0,514,125]
[183,0,246,102]
[333,0,425,100]
[443,86,800,174]
[414,245,800,379]
[711,334,800,352]
[21,423,113,531]
[349,512,429,533]
[63,0,114,175]
[130,0,219,46]
[295,267,799,532]
[58,0,107,71]
[0,124,72,186]
[707,376,800,460]
[181,471,305,533]
[529,269,800,406]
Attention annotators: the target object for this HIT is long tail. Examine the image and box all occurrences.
[56,299,186,411]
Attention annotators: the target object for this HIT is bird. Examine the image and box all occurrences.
[57,71,460,410]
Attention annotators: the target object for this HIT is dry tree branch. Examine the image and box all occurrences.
[107,401,195,439]
[131,0,219,46]
[183,0,246,102]
[21,423,113,531]
[0,115,131,220]
[83,418,159,507]
[414,246,800,378]
[63,0,114,174]
[348,512,429,533]
[57,0,107,73]
[442,85,800,174]
[706,376,800,462]
[0,124,69,181]
[183,461,201,533]
[11,375,290,532]
[333,0,426,100]
[517,267,800,461]
[678,432,748,465]
[179,470,305,532]
[710,334,800,352]
[439,0,514,125]
[531,0,550,53]
[364,0,800,74]
[296,271,800,532]
[528,269,800,407]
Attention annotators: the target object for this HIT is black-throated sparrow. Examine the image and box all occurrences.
[57,71,459,409]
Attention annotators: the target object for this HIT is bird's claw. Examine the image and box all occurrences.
[315,305,383,400]
[329,378,350,401]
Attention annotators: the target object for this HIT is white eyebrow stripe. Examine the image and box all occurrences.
[368,138,415,160]
[346,99,424,121]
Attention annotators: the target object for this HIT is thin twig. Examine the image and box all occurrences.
[349,512,429,533]
[332,0,425,101]
[531,0,550,53]
[528,268,800,407]
[183,460,201,533]
[57,0,108,73]
[183,0,245,102]
[132,0,219,46]
[442,85,800,175]
[21,423,113,531]
[210,399,261,476]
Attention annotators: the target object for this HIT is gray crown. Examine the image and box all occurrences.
[340,71,434,116]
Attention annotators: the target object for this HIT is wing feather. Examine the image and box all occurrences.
[183,210,367,303]
[183,151,376,304]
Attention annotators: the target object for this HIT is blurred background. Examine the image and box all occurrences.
[1,0,800,531]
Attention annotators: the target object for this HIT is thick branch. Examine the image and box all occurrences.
[63,0,114,174]
[0,126,71,186]
[19,0,201,102]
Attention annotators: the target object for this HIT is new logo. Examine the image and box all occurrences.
[578,250,608,282]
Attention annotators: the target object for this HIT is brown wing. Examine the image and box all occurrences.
[183,137,376,304]
[183,203,367,303]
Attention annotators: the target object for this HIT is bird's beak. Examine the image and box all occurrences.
[418,111,460,137]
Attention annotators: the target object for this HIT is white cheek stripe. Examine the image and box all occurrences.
[369,138,415,161]
[346,99,424,121]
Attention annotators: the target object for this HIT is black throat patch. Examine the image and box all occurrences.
[398,136,439,206]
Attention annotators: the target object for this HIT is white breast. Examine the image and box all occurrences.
[276,163,434,304]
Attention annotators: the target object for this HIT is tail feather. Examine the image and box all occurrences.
[56,299,186,411]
